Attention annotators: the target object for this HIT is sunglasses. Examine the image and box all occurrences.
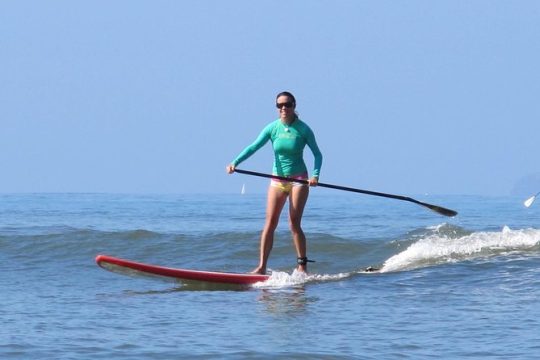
[276,102,294,109]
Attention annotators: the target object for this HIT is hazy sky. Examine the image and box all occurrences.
[2,1,539,195]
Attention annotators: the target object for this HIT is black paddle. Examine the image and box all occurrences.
[234,168,458,217]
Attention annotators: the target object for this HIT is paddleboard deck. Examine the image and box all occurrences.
[95,254,270,285]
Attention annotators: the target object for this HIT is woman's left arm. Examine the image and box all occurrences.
[305,126,323,183]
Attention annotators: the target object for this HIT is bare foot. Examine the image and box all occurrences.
[250,267,266,275]
[296,264,307,273]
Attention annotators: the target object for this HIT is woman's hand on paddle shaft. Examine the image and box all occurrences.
[309,177,318,187]
[226,164,235,174]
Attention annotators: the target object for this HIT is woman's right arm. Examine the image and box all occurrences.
[227,122,273,173]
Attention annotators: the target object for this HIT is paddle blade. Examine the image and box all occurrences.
[422,203,458,217]
[524,195,536,208]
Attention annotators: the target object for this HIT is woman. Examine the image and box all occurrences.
[226,91,323,275]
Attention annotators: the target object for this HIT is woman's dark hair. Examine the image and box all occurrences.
[276,91,296,106]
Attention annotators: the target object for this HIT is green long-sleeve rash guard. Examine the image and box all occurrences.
[232,118,323,178]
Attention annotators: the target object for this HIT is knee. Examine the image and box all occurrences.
[288,217,302,234]
[265,217,280,231]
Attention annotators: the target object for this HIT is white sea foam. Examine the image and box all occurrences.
[380,226,540,273]
[252,269,351,288]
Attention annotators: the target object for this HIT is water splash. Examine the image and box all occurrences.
[252,269,351,288]
[380,226,540,273]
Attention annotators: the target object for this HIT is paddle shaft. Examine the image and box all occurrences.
[234,168,457,217]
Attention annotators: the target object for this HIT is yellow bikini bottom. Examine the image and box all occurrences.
[270,174,308,193]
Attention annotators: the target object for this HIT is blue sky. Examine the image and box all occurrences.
[2,1,539,195]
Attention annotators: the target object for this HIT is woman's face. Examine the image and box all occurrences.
[276,95,295,121]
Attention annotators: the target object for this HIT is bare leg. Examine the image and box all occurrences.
[251,185,288,274]
[288,185,309,272]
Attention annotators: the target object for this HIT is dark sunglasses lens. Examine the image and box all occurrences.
[276,102,293,109]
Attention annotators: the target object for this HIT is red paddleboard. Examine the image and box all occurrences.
[95,254,269,285]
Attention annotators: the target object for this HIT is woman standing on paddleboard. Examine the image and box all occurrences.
[226,91,323,275]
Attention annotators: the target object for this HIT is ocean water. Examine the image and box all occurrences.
[1,192,540,359]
